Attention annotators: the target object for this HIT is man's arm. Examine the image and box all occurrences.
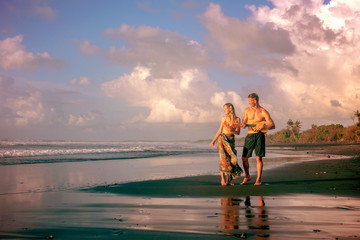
[241,108,249,129]
[254,108,275,132]
[263,109,275,130]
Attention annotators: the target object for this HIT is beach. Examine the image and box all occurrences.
[0,142,359,239]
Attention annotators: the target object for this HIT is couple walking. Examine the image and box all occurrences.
[210,93,275,186]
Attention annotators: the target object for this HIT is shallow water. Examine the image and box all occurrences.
[1,191,359,239]
[0,147,335,195]
[114,194,360,239]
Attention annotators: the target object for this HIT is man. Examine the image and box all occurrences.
[240,93,275,186]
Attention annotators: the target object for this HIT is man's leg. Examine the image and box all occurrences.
[241,156,251,184]
[254,156,263,185]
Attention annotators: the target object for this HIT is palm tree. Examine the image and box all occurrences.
[293,120,302,134]
[354,110,360,127]
[355,110,360,123]
[286,119,294,130]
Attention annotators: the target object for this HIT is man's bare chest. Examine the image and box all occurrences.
[248,109,265,121]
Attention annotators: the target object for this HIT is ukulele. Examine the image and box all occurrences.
[245,121,268,133]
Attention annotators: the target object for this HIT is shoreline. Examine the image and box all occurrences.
[87,156,360,198]
[86,143,360,198]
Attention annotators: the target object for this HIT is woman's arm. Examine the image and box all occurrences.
[232,117,241,135]
[210,117,224,147]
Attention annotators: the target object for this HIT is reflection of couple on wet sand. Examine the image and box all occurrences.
[217,196,269,238]
[210,93,275,186]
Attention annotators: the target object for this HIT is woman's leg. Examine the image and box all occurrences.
[227,175,234,185]
[221,172,227,186]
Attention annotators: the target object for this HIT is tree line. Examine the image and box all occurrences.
[266,110,360,144]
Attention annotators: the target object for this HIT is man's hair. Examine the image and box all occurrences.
[248,93,259,102]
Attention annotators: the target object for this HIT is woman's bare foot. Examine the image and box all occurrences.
[227,182,234,186]
[221,180,227,186]
[241,177,251,185]
[254,182,262,186]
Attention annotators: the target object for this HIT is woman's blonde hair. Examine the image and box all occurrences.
[224,103,237,123]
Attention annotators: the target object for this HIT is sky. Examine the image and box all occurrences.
[0,0,359,141]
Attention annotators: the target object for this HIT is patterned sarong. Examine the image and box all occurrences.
[217,134,243,180]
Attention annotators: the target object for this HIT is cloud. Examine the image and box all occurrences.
[104,24,212,77]
[11,91,46,126]
[0,35,64,70]
[198,3,296,75]
[0,73,99,130]
[69,76,91,86]
[33,1,57,21]
[137,2,160,13]
[250,0,360,125]
[197,1,360,127]
[0,75,18,120]
[1,0,57,21]
[0,74,46,126]
[74,39,102,55]
[182,0,204,9]
[68,111,100,127]
[330,100,341,107]
[101,65,244,123]
[101,23,236,124]
[0,74,14,88]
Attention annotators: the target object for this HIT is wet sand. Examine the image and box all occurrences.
[89,157,360,198]
[0,145,359,239]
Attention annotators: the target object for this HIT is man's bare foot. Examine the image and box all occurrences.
[241,177,251,185]
[254,182,262,186]
[227,182,234,186]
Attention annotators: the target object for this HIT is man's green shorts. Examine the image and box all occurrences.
[242,132,265,158]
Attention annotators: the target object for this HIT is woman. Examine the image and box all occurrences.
[210,103,243,186]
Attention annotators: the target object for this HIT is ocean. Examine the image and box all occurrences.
[0,140,214,165]
[0,140,218,195]
[0,140,317,195]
